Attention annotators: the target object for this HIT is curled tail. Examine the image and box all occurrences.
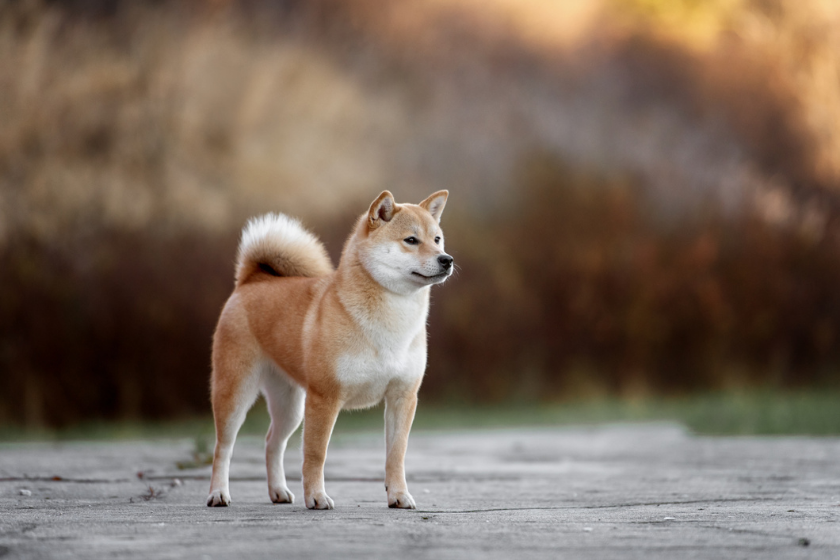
[235,213,334,286]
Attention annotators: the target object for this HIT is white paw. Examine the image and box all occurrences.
[269,486,295,504]
[388,490,416,509]
[305,490,334,510]
[206,489,231,507]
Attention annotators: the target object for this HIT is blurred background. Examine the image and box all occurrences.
[2,0,840,435]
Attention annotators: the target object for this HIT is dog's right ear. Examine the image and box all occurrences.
[368,190,396,229]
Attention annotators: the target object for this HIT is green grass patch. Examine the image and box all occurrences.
[1,390,839,443]
[416,390,840,436]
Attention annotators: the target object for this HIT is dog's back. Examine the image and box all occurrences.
[215,213,335,386]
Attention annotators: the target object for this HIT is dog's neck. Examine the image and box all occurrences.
[333,238,430,340]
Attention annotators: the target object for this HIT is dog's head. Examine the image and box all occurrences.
[356,190,454,295]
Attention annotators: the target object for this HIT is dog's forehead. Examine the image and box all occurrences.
[392,205,439,235]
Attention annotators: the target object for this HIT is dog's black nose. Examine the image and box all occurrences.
[438,255,453,269]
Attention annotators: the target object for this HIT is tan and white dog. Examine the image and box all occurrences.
[207,190,453,510]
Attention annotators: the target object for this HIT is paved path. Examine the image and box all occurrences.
[1,423,839,559]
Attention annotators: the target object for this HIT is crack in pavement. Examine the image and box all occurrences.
[694,523,808,542]
[415,497,785,515]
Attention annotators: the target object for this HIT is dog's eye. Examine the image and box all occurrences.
[404,236,419,245]
[434,236,441,245]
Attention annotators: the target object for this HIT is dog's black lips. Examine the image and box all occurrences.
[411,271,448,280]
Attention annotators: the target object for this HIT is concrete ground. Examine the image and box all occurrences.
[1,423,839,559]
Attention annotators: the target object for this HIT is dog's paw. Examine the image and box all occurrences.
[387,490,416,509]
[269,486,295,504]
[305,490,334,510]
[206,489,231,507]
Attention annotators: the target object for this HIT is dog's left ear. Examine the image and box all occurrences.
[368,190,396,229]
[419,190,448,223]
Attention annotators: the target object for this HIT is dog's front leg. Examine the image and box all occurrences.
[302,392,341,509]
[384,389,418,509]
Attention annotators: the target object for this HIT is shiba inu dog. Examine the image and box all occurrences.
[207,190,453,510]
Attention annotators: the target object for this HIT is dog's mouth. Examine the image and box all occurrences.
[411,271,450,281]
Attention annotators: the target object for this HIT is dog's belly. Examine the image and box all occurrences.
[336,347,424,410]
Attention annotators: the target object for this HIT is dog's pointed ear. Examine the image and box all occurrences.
[368,190,396,229]
[419,190,448,223]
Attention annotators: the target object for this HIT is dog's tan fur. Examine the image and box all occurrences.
[207,190,452,510]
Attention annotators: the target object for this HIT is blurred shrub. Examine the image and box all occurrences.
[0,229,237,426]
[425,154,840,401]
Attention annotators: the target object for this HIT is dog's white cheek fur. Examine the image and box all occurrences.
[361,243,424,295]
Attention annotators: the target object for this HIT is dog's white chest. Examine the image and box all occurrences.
[337,344,424,409]
[336,295,428,409]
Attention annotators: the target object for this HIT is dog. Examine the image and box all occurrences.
[206,190,453,510]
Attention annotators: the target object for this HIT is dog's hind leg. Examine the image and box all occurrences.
[207,344,261,507]
[262,368,305,504]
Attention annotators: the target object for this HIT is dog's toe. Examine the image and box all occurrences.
[388,491,416,509]
[269,486,295,504]
[206,489,231,507]
[305,491,334,510]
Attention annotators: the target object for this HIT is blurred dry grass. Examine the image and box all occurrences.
[1,0,840,427]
